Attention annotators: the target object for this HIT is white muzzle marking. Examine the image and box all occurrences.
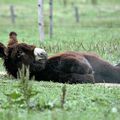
[34,48,47,61]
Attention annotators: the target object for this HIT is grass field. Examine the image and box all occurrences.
[0,0,120,120]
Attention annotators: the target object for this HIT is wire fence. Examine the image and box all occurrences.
[0,1,120,36]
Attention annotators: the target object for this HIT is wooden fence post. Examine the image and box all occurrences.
[38,0,45,41]
[49,0,53,38]
[10,5,16,24]
[74,6,80,23]
[91,0,97,5]
[63,0,67,6]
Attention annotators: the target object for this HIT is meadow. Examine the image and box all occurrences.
[0,0,120,120]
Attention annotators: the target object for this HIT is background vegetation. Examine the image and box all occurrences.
[0,0,120,120]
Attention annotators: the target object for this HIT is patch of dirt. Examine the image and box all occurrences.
[96,83,120,87]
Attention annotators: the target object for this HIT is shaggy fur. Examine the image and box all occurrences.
[0,42,94,84]
[0,43,6,58]
[0,40,120,83]
[0,43,36,78]
[30,52,120,83]
[30,52,95,83]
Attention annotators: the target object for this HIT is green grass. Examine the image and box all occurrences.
[0,0,120,120]
[0,79,120,120]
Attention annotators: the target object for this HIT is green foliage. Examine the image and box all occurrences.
[61,84,67,109]
[18,65,36,109]
[0,81,120,120]
[0,0,120,120]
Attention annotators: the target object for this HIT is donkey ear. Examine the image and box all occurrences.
[0,42,6,59]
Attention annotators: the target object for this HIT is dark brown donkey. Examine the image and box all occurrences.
[0,33,120,83]
[0,42,94,84]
